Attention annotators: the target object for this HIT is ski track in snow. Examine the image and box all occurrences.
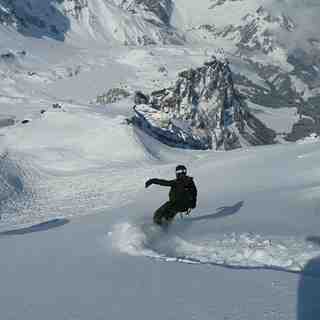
[110,221,320,276]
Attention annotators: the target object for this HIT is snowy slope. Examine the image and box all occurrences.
[1,100,320,319]
[0,1,320,319]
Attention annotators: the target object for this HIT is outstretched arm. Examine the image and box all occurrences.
[145,178,175,188]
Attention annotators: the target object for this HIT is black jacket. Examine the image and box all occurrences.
[146,175,197,211]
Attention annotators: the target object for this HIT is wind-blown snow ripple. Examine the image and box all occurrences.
[110,222,320,274]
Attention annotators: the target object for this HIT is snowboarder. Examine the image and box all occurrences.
[145,165,198,225]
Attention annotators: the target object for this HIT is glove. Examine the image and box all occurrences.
[145,179,154,188]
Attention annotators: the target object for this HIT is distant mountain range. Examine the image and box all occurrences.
[1,0,320,147]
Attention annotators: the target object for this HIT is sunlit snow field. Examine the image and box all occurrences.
[0,2,320,319]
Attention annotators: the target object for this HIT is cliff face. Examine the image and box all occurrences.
[131,56,276,150]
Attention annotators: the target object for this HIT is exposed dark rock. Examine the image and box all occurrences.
[285,118,317,142]
[96,88,130,105]
[158,65,167,74]
[134,91,149,105]
[0,51,15,60]
[119,0,173,26]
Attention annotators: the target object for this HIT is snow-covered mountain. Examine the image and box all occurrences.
[132,55,276,150]
[0,0,184,45]
[115,0,173,26]
[176,0,320,140]
[1,2,320,320]
[1,0,319,144]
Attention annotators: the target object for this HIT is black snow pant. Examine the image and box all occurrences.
[153,201,178,225]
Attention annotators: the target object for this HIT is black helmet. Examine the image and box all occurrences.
[176,165,187,176]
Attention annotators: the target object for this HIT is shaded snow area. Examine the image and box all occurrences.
[248,101,299,134]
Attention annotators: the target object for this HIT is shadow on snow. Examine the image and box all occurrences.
[187,201,244,222]
[0,218,69,236]
[297,254,320,319]
[0,0,70,41]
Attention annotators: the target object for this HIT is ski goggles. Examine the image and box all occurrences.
[176,169,187,174]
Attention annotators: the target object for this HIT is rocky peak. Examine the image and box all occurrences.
[195,5,295,55]
[236,6,295,53]
[131,56,276,150]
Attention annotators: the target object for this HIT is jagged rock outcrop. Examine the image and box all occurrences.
[194,6,301,108]
[134,91,149,105]
[195,5,295,54]
[285,117,318,142]
[96,88,130,105]
[116,0,173,26]
[131,57,276,150]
